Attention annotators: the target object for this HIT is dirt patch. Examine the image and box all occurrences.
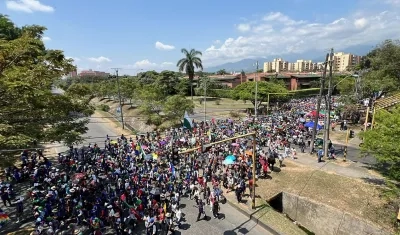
[258,161,396,232]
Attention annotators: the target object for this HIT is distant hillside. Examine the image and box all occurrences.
[204,45,373,72]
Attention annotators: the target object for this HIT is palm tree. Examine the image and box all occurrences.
[177,48,203,100]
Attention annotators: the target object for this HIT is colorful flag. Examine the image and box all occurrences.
[183,111,193,130]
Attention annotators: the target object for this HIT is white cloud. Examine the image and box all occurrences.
[237,23,251,32]
[88,56,111,63]
[263,12,306,25]
[354,18,368,29]
[155,41,175,50]
[213,40,221,44]
[385,0,400,6]
[6,0,54,13]
[203,10,400,66]
[132,59,157,69]
[42,36,51,41]
[66,56,81,62]
[161,62,174,66]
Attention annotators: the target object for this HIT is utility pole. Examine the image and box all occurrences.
[203,78,207,123]
[254,61,259,118]
[324,48,334,158]
[310,54,329,153]
[111,68,125,130]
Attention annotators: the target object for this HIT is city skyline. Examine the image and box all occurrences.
[1,0,400,74]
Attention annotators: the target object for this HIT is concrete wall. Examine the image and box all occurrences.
[281,192,390,235]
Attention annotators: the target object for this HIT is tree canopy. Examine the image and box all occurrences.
[232,81,288,107]
[360,107,400,181]
[361,40,400,99]
[0,15,93,149]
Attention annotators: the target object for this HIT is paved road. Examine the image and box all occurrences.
[57,117,272,235]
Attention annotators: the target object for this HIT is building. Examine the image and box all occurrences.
[294,60,314,72]
[68,70,78,77]
[78,69,110,77]
[266,58,290,73]
[332,52,363,72]
[263,62,273,73]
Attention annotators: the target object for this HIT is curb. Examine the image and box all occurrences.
[225,199,282,235]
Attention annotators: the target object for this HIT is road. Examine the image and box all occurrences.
[62,118,273,235]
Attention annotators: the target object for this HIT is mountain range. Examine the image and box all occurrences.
[204,44,373,73]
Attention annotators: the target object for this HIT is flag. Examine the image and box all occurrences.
[137,142,146,157]
[183,111,193,130]
[169,162,175,176]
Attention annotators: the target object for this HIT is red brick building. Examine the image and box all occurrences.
[78,69,110,77]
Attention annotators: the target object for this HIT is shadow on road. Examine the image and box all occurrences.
[223,204,269,235]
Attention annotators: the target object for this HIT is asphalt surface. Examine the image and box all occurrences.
[50,117,272,235]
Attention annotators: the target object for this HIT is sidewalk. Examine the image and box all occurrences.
[290,151,382,180]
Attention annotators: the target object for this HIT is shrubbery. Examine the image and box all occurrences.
[98,104,110,112]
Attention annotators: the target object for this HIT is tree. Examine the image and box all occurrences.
[360,107,400,181]
[361,40,400,99]
[163,95,194,124]
[177,48,203,100]
[0,16,93,149]
[216,69,227,75]
[137,84,166,116]
[232,81,288,108]
[156,70,180,95]
[66,83,93,99]
[175,79,190,96]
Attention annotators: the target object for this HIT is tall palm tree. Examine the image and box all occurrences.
[177,48,203,100]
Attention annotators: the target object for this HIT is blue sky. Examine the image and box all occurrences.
[1,0,400,74]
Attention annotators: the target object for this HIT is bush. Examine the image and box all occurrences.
[229,111,240,118]
[194,88,233,99]
[147,114,162,126]
[98,104,110,112]
[214,100,220,105]
[213,89,233,98]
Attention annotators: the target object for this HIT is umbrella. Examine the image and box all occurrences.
[150,187,162,195]
[304,121,322,130]
[225,155,236,161]
[110,140,118,144]
[223,159,235,165]
[231,143,239,147]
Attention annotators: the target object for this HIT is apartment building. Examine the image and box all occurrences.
[78,69,110,77]
[263,62,273,73]
[333,52,362,72]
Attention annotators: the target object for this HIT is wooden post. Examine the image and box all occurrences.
[364,107,370,131]
[371,107,376,129]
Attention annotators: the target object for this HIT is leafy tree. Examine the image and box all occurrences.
[217,69,227,75]
[163,95,194,124]
[120,78,139,106]
[175,79,190,96]
[232,81,288,107]
[177,48,203,100]
[66,83,93,99]
[0,16,93,149]
[0,14,21,40]
[137,84,166,116]
[137,70,159,84]
[362,40,400,99]
[360,107,400,181]
[156,70,180,95]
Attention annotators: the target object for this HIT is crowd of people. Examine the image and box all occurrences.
[0,97,339,235]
